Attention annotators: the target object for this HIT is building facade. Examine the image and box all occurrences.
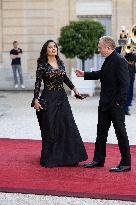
[0,0,135,88]
[0,0,76,78]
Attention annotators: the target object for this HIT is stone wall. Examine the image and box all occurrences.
[76,0,112,16]
[0,0,76,78]
[112,0,136,43]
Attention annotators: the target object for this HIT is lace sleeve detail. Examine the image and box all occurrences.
[62,65,75,90]
[33,63,44,99]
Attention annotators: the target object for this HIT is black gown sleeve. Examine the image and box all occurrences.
[34,63,44,99]
[63,73,75,90]
[31,63,45,107]
[61,63,75,90]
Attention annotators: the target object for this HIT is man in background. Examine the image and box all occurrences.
[124,51,136,115]
[115,46,136,115]
[10,41,25,89]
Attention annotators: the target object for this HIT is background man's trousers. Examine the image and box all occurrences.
[12,64,24,85]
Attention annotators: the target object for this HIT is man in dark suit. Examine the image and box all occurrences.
[76,36,131,172]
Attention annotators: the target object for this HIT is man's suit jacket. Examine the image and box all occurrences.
[84,51,129,111]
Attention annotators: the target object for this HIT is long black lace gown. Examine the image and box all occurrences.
[32,61,88,167]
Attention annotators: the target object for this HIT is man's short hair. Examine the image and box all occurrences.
[13,41,18,44]
[100,36,116,50]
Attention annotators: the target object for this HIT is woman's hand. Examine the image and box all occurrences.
[73,87,87,100]
[34,99,43,111]
[73,87,83,98]
[73,87,80,96]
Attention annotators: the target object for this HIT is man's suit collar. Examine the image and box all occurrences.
[101,50,117,70]
[105,50,116,62]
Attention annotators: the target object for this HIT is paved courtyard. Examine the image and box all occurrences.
[0,91,136,205]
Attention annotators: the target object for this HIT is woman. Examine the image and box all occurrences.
[32,40,88,168]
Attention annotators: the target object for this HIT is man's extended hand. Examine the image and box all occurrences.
[75,69,85,77]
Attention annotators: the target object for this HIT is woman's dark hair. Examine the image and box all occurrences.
[37,40,63,66]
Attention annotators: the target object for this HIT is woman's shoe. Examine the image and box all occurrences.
[66,163,79,167]
[40,163,47,167]
[40,159,47,167]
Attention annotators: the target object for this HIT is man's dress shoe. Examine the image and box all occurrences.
[84,161,104,168]
[109,165,131,172]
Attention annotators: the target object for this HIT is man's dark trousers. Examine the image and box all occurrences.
[93,104,131,166]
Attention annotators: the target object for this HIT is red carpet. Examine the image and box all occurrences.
[0,138,136,201]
